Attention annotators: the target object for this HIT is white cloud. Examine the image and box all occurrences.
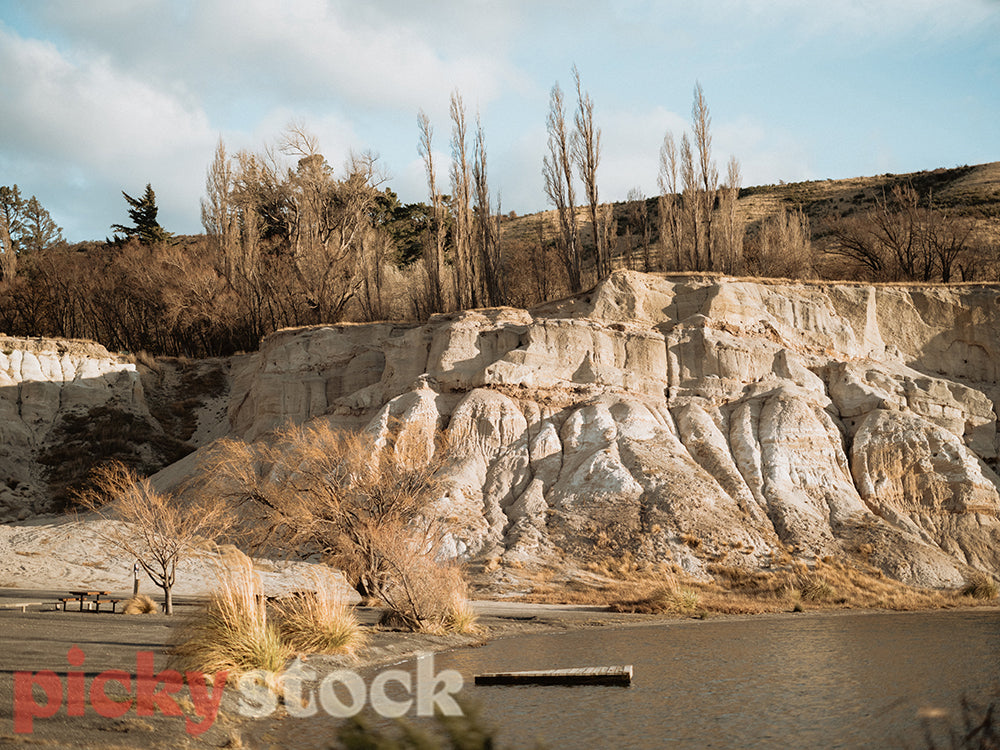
[28,0,526,115]
[0,24,217,237]
[598,106,689,202]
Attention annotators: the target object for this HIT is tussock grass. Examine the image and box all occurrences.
[443,596,480,635]
[275,573,365,657]
[960,572,999,600]
[171,550,290,682]
[122,593,159,615]
[614,581,701,615]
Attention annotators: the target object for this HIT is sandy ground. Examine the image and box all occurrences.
[0,515,665,748]
[0,515,343,599]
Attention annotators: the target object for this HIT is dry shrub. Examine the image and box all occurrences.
[378,541,477,634]
[197,422,451,605]
[960,572,999,600]
[197,421,473,633]
[612,580,701,615]
[122,593,159,615]
[276,570,365,656]
[171,549,290,682]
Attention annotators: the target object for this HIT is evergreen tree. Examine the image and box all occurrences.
[111,183,172,244]
[21,196,63,254]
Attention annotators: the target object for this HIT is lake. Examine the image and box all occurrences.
[273,609,1000,749]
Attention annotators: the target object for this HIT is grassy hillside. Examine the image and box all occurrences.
[499,161,1000,289]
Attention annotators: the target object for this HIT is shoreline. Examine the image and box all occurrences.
[1,588,996,748]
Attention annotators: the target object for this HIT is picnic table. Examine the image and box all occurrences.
[61,591,119,613]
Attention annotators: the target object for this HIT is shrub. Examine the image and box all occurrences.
[171,550,290,682]
[610,576,701,615]
[799,577,836,603]
[122,594,159,615]
[960,572,999,600]
[275,571,365,656]
[378,549,477,634]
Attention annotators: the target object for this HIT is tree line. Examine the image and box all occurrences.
[1,73,994,358]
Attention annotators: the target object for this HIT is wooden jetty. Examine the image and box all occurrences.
[474,665,632,686]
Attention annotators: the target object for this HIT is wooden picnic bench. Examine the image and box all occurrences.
[63,591,113,612]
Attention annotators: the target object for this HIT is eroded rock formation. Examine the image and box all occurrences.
[5,272,1000,587]
[224,272,1000,586]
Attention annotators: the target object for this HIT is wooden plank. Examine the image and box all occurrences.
[474,665,632,686]
[0,602,43,612]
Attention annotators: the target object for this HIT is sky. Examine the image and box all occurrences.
[0,0,998,242]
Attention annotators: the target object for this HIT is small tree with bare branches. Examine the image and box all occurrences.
[76,462,232,614]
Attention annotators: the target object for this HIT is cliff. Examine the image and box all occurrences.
[5,272,1000,588]
[225,271,1000,587]
[0,337,230,519]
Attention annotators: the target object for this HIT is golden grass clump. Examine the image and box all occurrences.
[960,572,999,600]
[171,550,290,682]
[122,593,159,615]
[276,572,365,657]
[443,596,480,635]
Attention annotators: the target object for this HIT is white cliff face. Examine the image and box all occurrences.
[0,338,232,520]
[223,272,1000,586]
[0,337,143,518]
[9,272,1000,587]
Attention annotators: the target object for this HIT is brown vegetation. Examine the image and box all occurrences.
[490,554,992,617]
[75,462,232,614]
[122,593,160,615]
[194,423,474,633]
[2,156,996,360]
[171,549,292,680]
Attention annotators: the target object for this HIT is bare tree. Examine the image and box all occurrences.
[925,193,976,283]
[680,133,699,270]
[281,126,383,321]
[718,156,744,273]
[572,66,607,278]
[657,132,683,270]
[417,110,447,312]
[76,462,231,614]
[542,82,582,292]
[692,82,718,271]
[201,138,239,282]
[449,92,475,309]
[472,116,504,306]
[747,207,813,278]
[625,188,651,271]
[825,183,976,282]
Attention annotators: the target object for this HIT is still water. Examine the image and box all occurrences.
[278,610,1000,749]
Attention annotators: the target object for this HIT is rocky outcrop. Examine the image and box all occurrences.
[224,272,1000,587]
[0,337,230,518]
[4,273,998,586]
[0,338,144,518]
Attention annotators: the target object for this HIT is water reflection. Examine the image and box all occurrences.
[271,610,1000,749]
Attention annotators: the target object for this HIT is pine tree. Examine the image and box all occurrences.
[111,183,172,244]
[21,196,63,254]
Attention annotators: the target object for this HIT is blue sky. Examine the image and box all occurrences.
[1,0,998,241]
